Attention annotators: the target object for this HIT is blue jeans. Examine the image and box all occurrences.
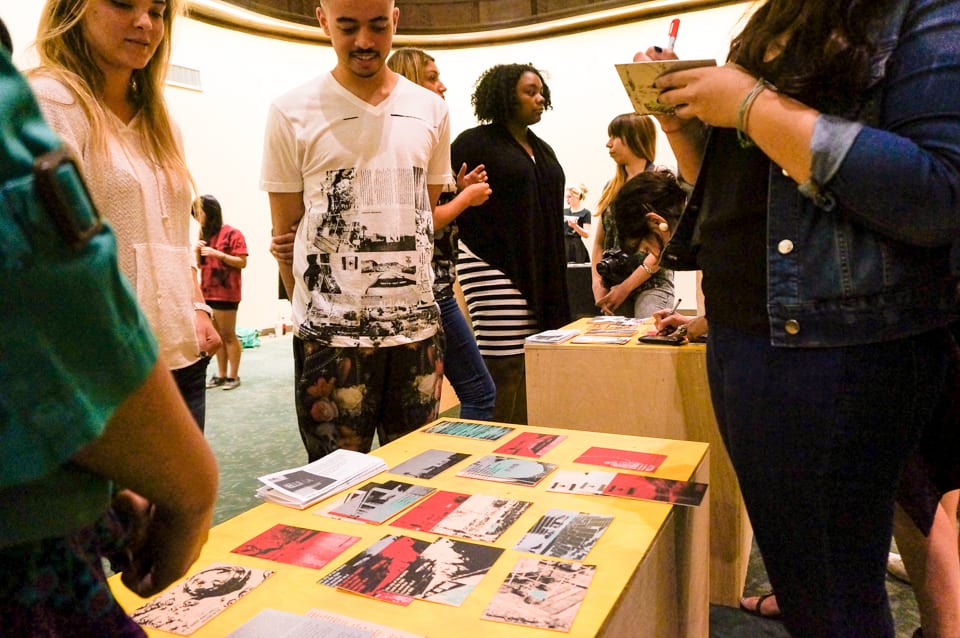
[438,295,496,420]
[172,356,210,432]
[706,323,949,638]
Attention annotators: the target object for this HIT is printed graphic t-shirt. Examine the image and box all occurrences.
[261,73,450,347]
[199,224,248,303]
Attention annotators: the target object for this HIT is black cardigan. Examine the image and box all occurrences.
[452,123,570,330]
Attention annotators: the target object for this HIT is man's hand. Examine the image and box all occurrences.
[269,226,296,265]
[459,182,492,207]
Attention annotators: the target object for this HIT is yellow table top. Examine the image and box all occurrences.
[110,419,708,637]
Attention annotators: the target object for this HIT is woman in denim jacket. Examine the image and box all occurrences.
[639,1,960,635]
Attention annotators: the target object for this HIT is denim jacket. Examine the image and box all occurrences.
[663,0,960,347]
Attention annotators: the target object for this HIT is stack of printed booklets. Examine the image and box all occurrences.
[255,449,387,509]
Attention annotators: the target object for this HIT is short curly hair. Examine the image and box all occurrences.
[471,63,552,124]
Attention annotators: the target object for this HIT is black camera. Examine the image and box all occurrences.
[596,248,644,288]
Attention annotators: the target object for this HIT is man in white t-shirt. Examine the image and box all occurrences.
[261,0,450,461]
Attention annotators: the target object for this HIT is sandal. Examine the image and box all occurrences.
[739,592,783,620]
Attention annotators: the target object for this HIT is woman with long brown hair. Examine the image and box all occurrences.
[640,1,960,634]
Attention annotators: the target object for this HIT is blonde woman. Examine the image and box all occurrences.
[564,184,591,263]
[29,0,220,430]
[387,47,497,420]
[591,113,667,317]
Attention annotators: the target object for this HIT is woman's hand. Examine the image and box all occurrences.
[456,163,488,191]
[654,63,757,130]
[633,47,694,135]
[120,499,211,598]
[597,283,631,315]
[197,245,222,260]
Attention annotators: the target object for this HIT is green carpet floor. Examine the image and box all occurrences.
[203,333,922,637]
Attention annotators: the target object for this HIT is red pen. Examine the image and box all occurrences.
[666,19,680,52]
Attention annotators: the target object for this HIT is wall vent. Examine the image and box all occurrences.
[167,64,202,91]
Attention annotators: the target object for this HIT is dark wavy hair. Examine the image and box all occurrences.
[613,168,686,255]
[194,194,223,243]
[728,0,893,109]
[470,63,551,124]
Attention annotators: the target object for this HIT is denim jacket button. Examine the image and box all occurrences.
[785,319,801,335]
[778,239,794,254]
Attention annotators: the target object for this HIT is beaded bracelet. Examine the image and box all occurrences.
[736,78,775,148]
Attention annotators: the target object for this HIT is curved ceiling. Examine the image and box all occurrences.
[187,0,740,47]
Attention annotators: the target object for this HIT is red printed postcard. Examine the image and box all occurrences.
[603,473,708,507]
[379,537,504,607]
[574,446,667,472]
[493,432,566,458]
[390,492,532,543]
[390,490,474,533]
[230,524,360,570]
[320,535,425,606]
[319,534,504,608]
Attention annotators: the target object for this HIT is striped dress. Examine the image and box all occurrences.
[457,243,538,357]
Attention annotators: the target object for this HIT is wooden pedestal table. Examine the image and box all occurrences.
[525,318,752,606]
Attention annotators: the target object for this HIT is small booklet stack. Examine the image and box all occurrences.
[256,449,387,509]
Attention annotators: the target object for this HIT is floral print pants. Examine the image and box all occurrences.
[293,333,445,461]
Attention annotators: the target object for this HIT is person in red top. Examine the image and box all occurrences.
[194,195,248,390]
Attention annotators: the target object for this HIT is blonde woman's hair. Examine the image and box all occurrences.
[31,0,191,185]
[386,47,435,85]
[595,113,657,218]
[567,183,588,201]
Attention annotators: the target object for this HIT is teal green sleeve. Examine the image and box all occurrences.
[0,192,158,487]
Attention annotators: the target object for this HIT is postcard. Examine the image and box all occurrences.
[513,509,613,561]
[325,480,436,524]
[615,59,717,115]
[525,329,580,344]
[388,449,470,479]
[546,470,617,495]
[226,609,373,638]
[430,494,533,543]
[570,335,633,345]
[231,523,360,569]
[603,473,708,507]
[306,609,425,638]
[457,455,558,487]
[320,535,427,606]
[493,432,566,458]
[481,558,597,631]
[380,537,505,606]
[130,563,274,635]
[574,446,667,472]
[423,420,515,440]
[389,490,474,533]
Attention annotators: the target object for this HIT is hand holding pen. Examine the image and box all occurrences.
[636,18,680,61]
[654,298,684,335]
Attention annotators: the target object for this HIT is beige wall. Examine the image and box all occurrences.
[5,2,752,330]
